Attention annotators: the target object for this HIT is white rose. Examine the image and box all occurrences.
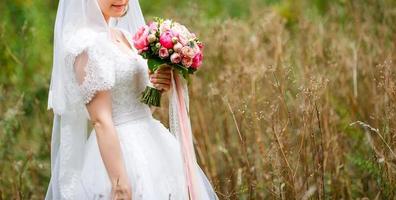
[160,20,172,34]
[148,34,157,43]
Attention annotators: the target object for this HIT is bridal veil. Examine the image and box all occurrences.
[46,0,145,199]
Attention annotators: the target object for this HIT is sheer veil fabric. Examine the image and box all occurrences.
[46,0,146,199]
[46,0,218,199]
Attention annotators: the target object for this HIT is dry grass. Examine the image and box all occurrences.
[154,1,396,199]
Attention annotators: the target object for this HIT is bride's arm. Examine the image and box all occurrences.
[74,52,131,199]
[86,92,131,197]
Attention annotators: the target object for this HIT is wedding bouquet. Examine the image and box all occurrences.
[133,17,204,107]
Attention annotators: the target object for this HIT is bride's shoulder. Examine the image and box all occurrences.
[66,28,111,56]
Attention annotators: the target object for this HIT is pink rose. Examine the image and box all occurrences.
[170,53,181,64]
[159,47,169,59]
[181,46,195,58]
[171,23,194,40]
[182,56,193,67]
[177,34,189,46]
[160,30,175,49]
[133,26,149,50]
[173,42,183,53]
[191,52,203,69]
[148,21,158,32]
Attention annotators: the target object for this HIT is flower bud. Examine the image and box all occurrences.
[155,42,161,48]
[172,37,178,44]
[148,34,157,43]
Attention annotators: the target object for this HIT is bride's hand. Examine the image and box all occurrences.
[148,64,172,93]
[111,178,132,200]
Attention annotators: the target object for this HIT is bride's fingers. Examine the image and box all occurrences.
[154,83,169,88]
[156,67,172,73]
[113,190,128,200]
[150,73,171,80]
[150,76,170,82]
[152,80,170,87]
[154,83,170,91]
[150,77,171,84]
[154,71,171,76]
[112,192,118,200]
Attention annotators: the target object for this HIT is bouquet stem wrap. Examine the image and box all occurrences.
[169,70,200,200]
[140,86,162,107]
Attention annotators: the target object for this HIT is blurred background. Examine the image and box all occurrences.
[1,0,396,199]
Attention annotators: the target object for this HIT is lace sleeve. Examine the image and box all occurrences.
[73,47,115,104]
[63,30,116,106]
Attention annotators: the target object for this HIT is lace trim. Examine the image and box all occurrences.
[64,30,115,105]
[79,50,115,104]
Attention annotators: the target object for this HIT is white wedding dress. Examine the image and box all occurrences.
[66,28,218,199]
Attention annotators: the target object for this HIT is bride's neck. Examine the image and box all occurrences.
[103,13,110,24]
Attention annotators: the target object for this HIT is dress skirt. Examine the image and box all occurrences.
[75,112,217,200]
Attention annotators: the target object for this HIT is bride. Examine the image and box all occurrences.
[45,0,218,199]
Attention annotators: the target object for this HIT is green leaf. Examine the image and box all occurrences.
[173,64,189,74]
[147,58,165,72]
[188,67,197,74]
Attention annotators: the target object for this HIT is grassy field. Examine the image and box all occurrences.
[1,0,396,199]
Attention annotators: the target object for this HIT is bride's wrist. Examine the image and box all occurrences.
[111,182,130,191]
[111,183,129,189]
[111,177,129,187]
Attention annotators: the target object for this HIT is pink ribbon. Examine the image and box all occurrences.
[173,72,200,200]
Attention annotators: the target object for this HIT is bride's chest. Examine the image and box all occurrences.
[112,51,149,92]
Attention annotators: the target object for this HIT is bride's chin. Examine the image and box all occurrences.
[108,12,124,18]
[110,11,125,17]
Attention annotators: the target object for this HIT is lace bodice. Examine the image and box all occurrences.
[109,35,152,124]
[66,28,152,124]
